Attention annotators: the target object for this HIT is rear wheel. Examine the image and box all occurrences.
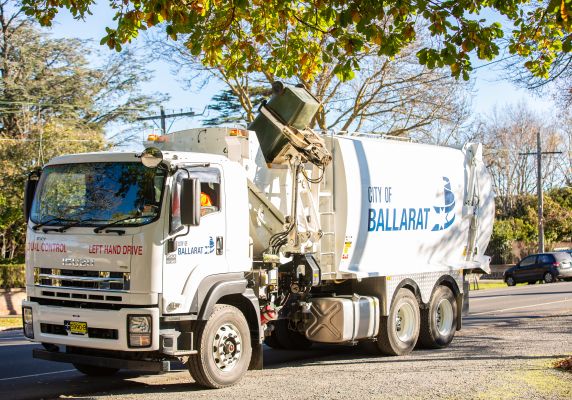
[377,288,420,356]
[506,276,516,286]
[72,363,119,376]
[419,286,457,349]
[187,304,252,388]
[544,272,555,284]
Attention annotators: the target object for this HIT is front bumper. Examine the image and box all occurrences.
[22,300,160,351]
[33,348,170,372]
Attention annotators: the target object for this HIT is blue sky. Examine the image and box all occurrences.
[46,4,556,140]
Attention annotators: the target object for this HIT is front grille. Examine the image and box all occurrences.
[35,268,130,291]
[40,323,118,340]
[40,290,122,303]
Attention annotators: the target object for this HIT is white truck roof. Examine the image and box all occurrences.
[45,150,230,168]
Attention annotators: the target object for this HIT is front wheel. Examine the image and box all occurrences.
[418,286,457,349]
[377,288,420,356]
[187,304,252,388]
[506,276,516,286]
[544,272,555,284]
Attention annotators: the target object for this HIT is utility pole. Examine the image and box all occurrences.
[519,131,562,253]
[137,106,197,134]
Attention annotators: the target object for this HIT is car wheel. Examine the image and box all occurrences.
[187,304,252,389]
[72,363,119,376]
[544,272,555,284]
[377,288,420,356]
[505,276,516,286]
[418,286,457,349]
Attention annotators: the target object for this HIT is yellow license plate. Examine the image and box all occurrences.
[66,321,87,335]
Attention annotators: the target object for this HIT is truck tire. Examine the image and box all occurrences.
[187,304,252,388]
[377,288,420,356]
[418,286,457,349]
[274,319,312,350]
[72,363,119,376]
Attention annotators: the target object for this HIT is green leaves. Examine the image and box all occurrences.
[19,0,572,80]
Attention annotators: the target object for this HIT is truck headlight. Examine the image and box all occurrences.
[22,307,34,339]
[127,315,151,348]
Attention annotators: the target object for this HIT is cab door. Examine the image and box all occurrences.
[162,166,227,315]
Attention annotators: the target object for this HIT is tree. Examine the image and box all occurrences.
[471,103,567,215]
[0,4,164,260]
[20,0,572,81]
[149,26,471,144]
[202,86,270,126]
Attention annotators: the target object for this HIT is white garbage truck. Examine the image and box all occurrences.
[22,82,494,388]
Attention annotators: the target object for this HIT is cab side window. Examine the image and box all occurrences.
[200,181,220,216]
[190,168,221,217]
[170,172,185,234]
[170,168,221,234]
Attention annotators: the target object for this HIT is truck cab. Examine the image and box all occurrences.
[22,142,262,385]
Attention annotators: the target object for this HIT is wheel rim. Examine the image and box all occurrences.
[545,273,553,283]
[395,303,416,342]
[435,298,454,336]
[507,277,514,285]
[212,323,242,371]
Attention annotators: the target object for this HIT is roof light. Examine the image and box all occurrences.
[229,129,248,138]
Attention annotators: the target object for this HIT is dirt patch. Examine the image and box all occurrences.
[80,313,572,400]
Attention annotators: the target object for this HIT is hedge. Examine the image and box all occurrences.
[0,264,26,289]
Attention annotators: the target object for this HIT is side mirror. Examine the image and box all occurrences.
[180,178,201,226]
[24,170,41,221]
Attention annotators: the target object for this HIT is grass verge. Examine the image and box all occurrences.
[0,316,22,330]
[470,281,537,290]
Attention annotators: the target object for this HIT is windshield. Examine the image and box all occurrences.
[30,162,166,228]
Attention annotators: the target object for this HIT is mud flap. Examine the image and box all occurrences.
[248,341,263,370]
[461,279,470,321]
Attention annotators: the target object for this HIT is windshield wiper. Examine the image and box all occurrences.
[94,215,146,233]
[57,217,103,232]
[32,216,75,231]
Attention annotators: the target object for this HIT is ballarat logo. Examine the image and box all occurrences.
[177,236,215,255]
[367,177,456,233]
[431,177,455,231]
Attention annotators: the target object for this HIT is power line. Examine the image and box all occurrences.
[137,106,200,134]
[519,131,563,253]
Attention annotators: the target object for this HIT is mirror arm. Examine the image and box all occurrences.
[166,226,190,253]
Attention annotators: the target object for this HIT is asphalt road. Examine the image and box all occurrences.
[0,281,570,400]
